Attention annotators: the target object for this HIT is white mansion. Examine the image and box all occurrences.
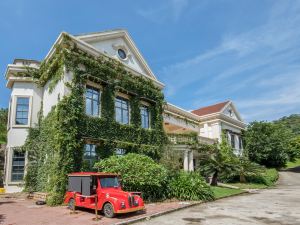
[3,29,246,192]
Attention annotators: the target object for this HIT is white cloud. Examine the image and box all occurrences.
[159,0,300,121]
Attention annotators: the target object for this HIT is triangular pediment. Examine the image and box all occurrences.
[221,101,243,122]
[75,29,157,80]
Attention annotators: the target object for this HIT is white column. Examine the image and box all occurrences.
[183,150,189,171]
[188,151,194,171]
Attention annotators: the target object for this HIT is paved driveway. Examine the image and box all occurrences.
[138,168,300,225]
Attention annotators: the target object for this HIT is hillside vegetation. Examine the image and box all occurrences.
[0,108,8,144]
[274,114,300,135]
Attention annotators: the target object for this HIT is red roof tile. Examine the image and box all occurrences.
[191,101,230,116]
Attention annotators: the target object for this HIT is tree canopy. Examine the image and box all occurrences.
[274,114,300,135]
[0,108,8,144]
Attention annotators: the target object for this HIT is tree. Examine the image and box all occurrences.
[274,114,300,135]
[289,136,300,160]
[196,135,237,186]
[0,108,8,144]
[244,121,294,168]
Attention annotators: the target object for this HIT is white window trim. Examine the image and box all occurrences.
[8,147,27,184]
[11,95,32,128]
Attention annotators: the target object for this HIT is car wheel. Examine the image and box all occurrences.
[68,198,76,210]
[103,203,115,218]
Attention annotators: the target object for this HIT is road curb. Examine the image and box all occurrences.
[114,191,251,225]
[114,201,203,225]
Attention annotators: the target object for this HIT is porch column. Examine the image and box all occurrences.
[188,151,194,171]
[183,150,189,171]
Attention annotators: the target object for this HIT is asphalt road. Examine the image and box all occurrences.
[137,167,300,225]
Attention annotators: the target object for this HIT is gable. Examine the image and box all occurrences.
[191,101,229,116]
[221,102,243,122]
[75,30,157,80]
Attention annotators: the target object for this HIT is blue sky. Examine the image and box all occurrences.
[1,0,299,122]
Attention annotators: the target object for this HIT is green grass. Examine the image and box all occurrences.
[286,158,300,169]
[227,182,267,189]
[211,186,245,199]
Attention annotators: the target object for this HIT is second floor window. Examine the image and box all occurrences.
[115,97,129,124]
[85,86,100,116]
[15,97,29,125]
[140,106,150,129]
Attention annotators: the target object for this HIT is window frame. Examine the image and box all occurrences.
[85,85,101,117]
[11,149,26,182]
[83,144,98,167]
[12,95,32,128]
[115,96,130,125]
[230,133,235,149]
[140,105,150,129]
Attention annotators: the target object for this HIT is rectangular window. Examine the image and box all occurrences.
[115,148,126,156]
[11,150,25,181]
[239,136,243,149]
[15,97,30,125]
[115,97,129,124]
[140,106,150,129]
[85,86,101,116]
[231,134,235,148]
[84,144,97,167]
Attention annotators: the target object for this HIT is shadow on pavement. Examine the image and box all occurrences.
[282,166,300,173]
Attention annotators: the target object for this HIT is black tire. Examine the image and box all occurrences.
[68,198,76,210]
[103,203,115,218]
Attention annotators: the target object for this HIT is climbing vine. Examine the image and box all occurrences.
[22,34,167,205]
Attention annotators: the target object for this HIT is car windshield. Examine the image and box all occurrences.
[100,177,119,188]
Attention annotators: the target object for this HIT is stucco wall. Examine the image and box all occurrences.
[87,38,147,76]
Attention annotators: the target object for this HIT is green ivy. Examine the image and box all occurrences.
[22,34,167,205]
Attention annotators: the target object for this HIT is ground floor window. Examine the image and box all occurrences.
[230,134,235,148]
[11,150,25,182]
[84,144,97,167]
[115,148,126,156]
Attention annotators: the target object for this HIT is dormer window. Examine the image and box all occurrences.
[118,49,127,60]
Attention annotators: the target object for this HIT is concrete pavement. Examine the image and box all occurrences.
[137,168,300,225]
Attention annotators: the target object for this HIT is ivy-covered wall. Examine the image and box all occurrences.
[22,34,167,205]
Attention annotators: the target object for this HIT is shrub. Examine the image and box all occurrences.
[246,168,279,186]
[94,153,169,201]
[168,171,214,201]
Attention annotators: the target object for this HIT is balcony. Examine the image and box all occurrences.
[167,133,216,145]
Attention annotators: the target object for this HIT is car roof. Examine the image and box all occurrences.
[68,172,119,177]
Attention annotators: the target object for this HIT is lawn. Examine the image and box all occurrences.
[211,186,245,199]
[286,158,300,169]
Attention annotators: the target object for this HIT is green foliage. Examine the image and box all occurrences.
[23,34,166,205]
[196,135,237,186]
[0,108,8,144]
[245,168,279,186]
[274,114,300,135]
[244,121,294,168]
[94,153,169,201]
[226,156,264,183]
[159,145,183,172]
[168,171,214,201]
[288,136,300,160]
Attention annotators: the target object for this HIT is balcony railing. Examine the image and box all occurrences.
[167,133,216,145]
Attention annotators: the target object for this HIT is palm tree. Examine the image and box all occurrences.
[195,135,237,186]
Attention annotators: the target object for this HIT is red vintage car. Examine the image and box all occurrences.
[64,172,145,218]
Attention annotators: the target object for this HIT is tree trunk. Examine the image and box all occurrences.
[239,173,247,183]
[210,171,218,186]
